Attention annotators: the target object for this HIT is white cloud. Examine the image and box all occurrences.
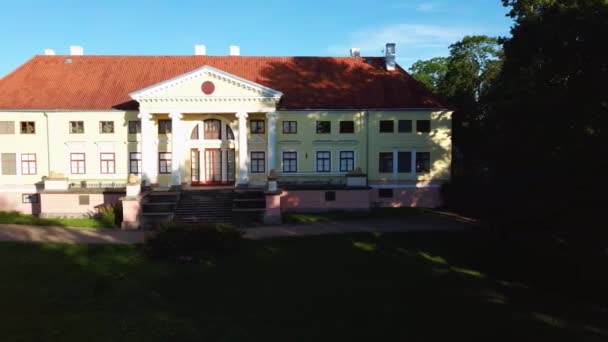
[327,23,476,56]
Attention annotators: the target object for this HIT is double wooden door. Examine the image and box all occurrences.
[191,148,235,185]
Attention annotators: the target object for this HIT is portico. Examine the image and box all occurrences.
[129,65,283,188]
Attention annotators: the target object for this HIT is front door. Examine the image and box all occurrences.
[204,149,222,183]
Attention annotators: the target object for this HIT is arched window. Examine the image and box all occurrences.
[190,124,199,140]
[203,119,221,140]
[226,124,234,140]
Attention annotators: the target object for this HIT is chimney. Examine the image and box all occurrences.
[70,45,84,55]
[194,44,206,56]
[385,43,396,71]
[44,49,56,56]
[229,45,240,56]
[349,48,361,57]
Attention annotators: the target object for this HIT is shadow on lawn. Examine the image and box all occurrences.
[0,230,607,341]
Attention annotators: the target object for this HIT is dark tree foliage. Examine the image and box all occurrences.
[484,0,608,229]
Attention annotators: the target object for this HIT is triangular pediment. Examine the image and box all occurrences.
[129,65,283,104]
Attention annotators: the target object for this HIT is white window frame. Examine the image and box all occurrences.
[315,150,332,173]
[250,150,267,174]
[281,150,298,173]
[338,150,356,173]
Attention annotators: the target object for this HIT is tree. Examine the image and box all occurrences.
[408,57,448,94]
[485,0,608,228]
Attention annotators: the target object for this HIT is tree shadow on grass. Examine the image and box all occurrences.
[0,232,606,341]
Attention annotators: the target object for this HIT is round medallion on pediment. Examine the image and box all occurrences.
[201,81,215,95]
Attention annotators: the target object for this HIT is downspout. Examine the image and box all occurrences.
[43,112,51,175]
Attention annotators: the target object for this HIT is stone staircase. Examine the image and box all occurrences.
[173,190,234,224]
[140,191,180,228]
[232,189,266,226]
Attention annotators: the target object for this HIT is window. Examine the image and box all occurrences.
[159,152,172,174]
[416,152,431,173]
[316,121,331,134]
[398,120,412,133]
[316,151,331,172]
[416,120,431,133]
[226,125,234,140]
[190,125,199,140]
[158,120,172,134]
[70,153,86,174]
[21,154,37,175]
[100,121,114,133]
[379,120,394,133]
[99,153,115,174]
[1,153,17,175]
[250,152,265,173]
[129,152,142,174]
[22,194,39,204]
[250,120,265,134]
[339,151,355,172]
[282,121,297,134]
[379,189,394,198]
[128,121,141,134]
[282,152,297,173]
[325,191,336,201]
[340,121,354,133]
[79,195,90,205]
[20,121,35,134]
[379,152,393,173]
[69,121,84,134]
[398,152,412,173]
[204,119,221,140]
[0,121,15,134]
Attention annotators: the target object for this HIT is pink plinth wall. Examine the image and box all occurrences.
[39,192,123,218]
[0,192,40,215]
[280,190,371,212]
[263,193,282,224]
[121,197,141,229]
[370,187,442,208]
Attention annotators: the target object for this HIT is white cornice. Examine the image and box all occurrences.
[129,65,283,101]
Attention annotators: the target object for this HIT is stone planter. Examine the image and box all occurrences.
[267,178,278,192]
[346,174,368,187]
[44,178,69,191]
[126,182,141,197]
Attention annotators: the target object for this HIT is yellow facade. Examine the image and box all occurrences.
[0,109,451,187]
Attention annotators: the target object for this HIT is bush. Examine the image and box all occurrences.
[92,204,123,228]
[144,223,245,261]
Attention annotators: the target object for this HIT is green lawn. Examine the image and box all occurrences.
[0,232,606,341]
[0,211,114,229]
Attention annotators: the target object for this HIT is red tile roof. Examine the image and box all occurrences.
[0,55,445,110]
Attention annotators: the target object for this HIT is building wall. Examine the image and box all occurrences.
[1,109,451,192]
[0,112,50,185]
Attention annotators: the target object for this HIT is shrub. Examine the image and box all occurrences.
[144,223,245,261]
[92,204,123,228]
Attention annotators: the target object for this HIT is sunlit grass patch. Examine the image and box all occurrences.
[0,211,110,229]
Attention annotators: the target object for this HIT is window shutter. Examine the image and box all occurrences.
[1,153,17,175]
[0,121,15,134]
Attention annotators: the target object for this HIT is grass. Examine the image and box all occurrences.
[0,231,606,341]
[283,207,428,223]
[0,211,114,229]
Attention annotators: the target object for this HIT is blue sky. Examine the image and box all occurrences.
[0,0,513,77]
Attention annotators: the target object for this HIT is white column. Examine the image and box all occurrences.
[392,148,398,180]
[266,112,278,173]
[138,112,157,186]
[169,112,184,187]
[236,112,249,186]
[221,149,228,182]
[411,148,417,177]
